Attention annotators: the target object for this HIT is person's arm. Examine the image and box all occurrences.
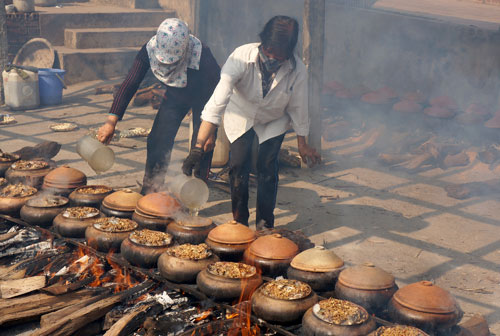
[97,46,150,144]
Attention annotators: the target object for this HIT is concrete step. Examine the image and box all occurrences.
[55,46,140,85]
[38,6,174,46]
[89,0,160,9]
[64,27,157,49]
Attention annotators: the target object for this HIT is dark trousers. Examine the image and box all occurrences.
[141,98,213,195]
[229,128,285,228]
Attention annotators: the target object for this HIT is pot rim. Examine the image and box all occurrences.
[25,195,69,208]
[259,279,313,301]
[62,207,100,219]
[206,261,257,279]
[73,185,113,195]
[10,160,49,171]
[93,218,138,233]
[312,299,370,325]
[128,230,172,247]
[164,244,214,260]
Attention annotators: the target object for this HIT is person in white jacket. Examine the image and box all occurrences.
[183,15,321,229]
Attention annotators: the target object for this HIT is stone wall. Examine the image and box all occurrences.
[6,13,40,62]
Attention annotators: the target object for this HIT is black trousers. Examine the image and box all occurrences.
[229,128,285,228]
[141,98,213,195]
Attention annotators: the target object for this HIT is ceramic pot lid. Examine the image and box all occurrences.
[393,281,459,314]
[207,220,256,244]
[102,189,142,211]
[175,215,213,229]
[136,192,181,218]
[290,246,344,272]
[248,233,298,260]
[338,263,395,290]
[43,165,86,187]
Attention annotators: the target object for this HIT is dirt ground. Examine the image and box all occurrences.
[1,79,499,335]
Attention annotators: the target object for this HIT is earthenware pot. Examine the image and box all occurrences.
[42,165,87,196]
[166,215,215,244]
[205,220,256,261]
[85,217,138,253]
[69,185,113,208]
[5,160,52,188]
[135,192,181,218]
[20,195,68,227]
[100,189,142,218]
[53,206,102,238]
[120,229,173,268]
[132,209,174,231]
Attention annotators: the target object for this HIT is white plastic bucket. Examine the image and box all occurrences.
[76,135,115,173]
[2,69,39,110]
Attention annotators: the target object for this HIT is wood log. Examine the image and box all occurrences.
[104,303,162,336]
[0,231,17,242]
[392,152,434,171]
[0,275,46,298]
[41,275,95,295]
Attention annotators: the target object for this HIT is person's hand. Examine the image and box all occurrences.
[182,147,204,177]
[97,117,118,144]
[204,134,216,152]
[298,143,321,167]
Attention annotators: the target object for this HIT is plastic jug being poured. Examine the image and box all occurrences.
[169,174,209,216]
[76,135,115,173]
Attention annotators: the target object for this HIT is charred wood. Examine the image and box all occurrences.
[104,303,163,336]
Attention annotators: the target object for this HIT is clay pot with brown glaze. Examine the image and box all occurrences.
[42,165,87,196]
[302,298,377,336]
[0,153,20,177]
[100,189,142,218]
[205,220,256,261]
[133,192,181,230]
[69,185,113,208]
[5,160,52,188]
[287,246,344,293]
[196,262,262,301]
[53,206,102,238]
[243,233,298,277]
[387,281,463,334]
[20,195,68,227]
[0,183,37,216]
[166,215,215,244]
[335,262,398,314]
[158,243,219,283]
[251,279,318,323]
[85,217,138,253]
[120,229,173,268]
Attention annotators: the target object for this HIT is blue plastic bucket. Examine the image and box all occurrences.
[38,68,66,105]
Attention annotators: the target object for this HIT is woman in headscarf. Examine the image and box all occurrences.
[97,18,220,195]
[183,16,321,229]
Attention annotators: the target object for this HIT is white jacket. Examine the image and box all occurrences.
[201,43,309,144]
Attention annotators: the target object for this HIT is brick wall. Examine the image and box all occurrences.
[6,13,40,62]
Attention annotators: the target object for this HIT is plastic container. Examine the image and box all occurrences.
[168,174,209,214]
[13,0,34,12]
[189,118,229,168]
[2,69,39,110]
[38,68,66,106]
[76,135,115,173]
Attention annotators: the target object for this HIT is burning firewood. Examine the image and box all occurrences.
[104,302,163,336]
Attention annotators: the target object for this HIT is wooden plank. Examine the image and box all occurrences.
[104,303,162,336]
[0,275,46,299]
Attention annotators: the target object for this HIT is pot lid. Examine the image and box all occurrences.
[207,220,256,244]
[338,263,395,290]
[392,281,459,314]
[248,233,298,260]
[43,165,86,187]
[290,246,344,272]
[136,192,181,218]
[175,214,213,229]
[102,189,142,211]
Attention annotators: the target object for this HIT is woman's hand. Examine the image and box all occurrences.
[97,115,118,144]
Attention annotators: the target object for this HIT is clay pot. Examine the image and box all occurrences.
[367,325,429,336]
[166,215,215,244]
[302,299,376,336]
[0,153,20,177]
[335,262,398,314]
[196,262,262,301]
[120,229,173,268]
[0,184,37,216]
[42,165,87,196]
[387,281,463,334]
[100,189,142,218]
[0,178,6,188]
[205,220,256,261]
[135,192,181,218]
[85,217,138,253]
[251,279,318,323]
[69,185,113,208]
[53,206,102,238]
[20,195,68,227]
[132,209,174,231]
[287,246,344,292]
[5,160,52,188]
[243,233,298,277]
[158,243,219,283]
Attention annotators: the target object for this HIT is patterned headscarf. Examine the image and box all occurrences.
[146,18,202,88]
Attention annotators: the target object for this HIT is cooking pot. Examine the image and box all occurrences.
[387,281,463,334]
[100,189,142,218]
[0,183,37,216]
[158,243,219,283]
[85,217,138,253]
[20,195,68,227]
[132,209,174,231]
[196,262,262,302]
[243,233,298,277]
[135,192,181,218]
[302,298,376,336]
[251,279,318,323]
[205,220,256,261]
[120,229,173,268]
[53,206,102,238]
[5,160,52,188]
[42,165,87,196]
[69,185,113,208]
[367,325,429,336]
[0,152,20,177]
[335,262,398,314]
[287,246,344,293]
[166,215,215,244]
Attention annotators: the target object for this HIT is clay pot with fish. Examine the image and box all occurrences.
[0,152,20,177]
[120,229,173,268]
[20,195,68,227]
[0,183,37,216]
[166,214,215,244]
[69,185,113,208]
[42,165,87,196]
[205,220,256,261]
[53,206,102,238]
[100,189,142,218]
[5,160,52,188]
[85,217,138,253]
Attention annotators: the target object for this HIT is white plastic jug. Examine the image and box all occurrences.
[76,135,115,173]
[168,174,209,215]
[2,69,39,110]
